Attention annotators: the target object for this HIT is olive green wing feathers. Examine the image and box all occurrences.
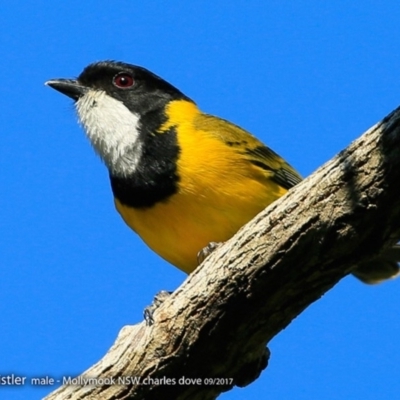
[195,113,302,190]
[244,145,302,190]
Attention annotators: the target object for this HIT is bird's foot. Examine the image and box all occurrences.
[144,290,172,326]
[197,242,222,265]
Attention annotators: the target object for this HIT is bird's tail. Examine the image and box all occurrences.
[352,244,400,284]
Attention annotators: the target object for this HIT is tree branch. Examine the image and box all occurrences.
[44,107,400,400]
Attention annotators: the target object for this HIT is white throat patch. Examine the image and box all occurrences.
[75,89,142,176]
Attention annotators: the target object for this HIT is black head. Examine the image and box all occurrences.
[46,60,193,115]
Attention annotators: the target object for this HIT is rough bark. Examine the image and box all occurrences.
[44,107,400,400]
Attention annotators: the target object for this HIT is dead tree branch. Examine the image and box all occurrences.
[45,107,400,400]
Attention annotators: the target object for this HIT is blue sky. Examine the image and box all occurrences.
[1,1,400,399]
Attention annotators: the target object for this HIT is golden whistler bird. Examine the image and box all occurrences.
[46,61,400,284]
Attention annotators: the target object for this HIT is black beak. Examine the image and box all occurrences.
[45,79,88,100]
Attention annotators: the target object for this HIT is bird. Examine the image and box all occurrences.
[46,60,400,284]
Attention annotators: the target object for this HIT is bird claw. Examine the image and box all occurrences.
[197,242,221,265]
[144,290,172,326]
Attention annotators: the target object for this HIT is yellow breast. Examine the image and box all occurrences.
[115,101,288,273]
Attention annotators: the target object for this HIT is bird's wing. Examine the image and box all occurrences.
[243,145,302,190]
[194,113,303,190]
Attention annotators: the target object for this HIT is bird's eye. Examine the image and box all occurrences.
[113,73,134,88]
